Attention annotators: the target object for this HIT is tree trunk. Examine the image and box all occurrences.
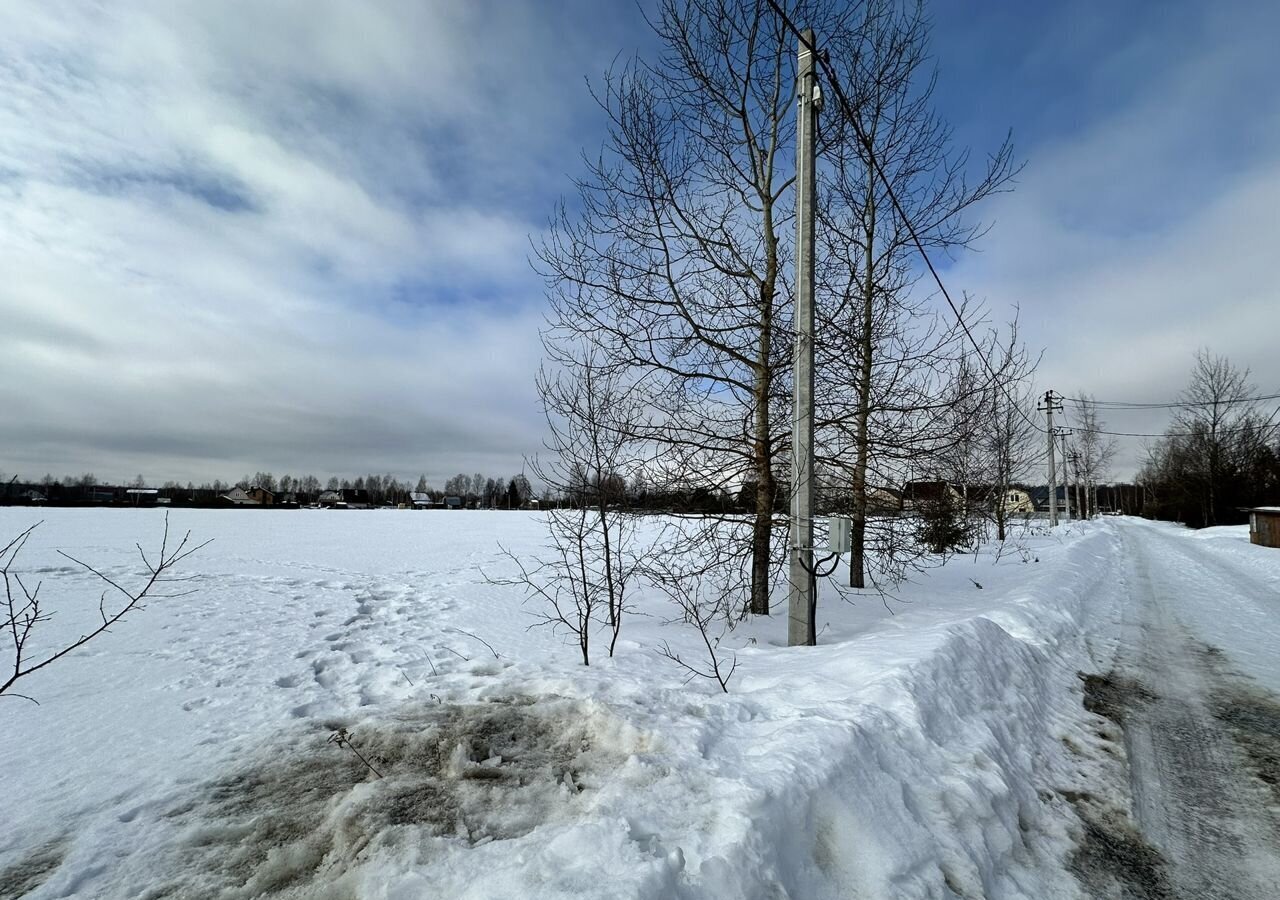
[750,269,776,616]
[849,159,877,589]
[849,357,872,587]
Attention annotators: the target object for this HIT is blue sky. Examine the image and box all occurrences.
[1,0,1277,485]
[931,0,1280,469]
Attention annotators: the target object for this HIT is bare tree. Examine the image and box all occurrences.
[2,515,209,703]
[978,329,1040,542]
[815,0,1018,587]
[1139,350,1278,526]
[645,516,755,691]
[654,574,739,693]
[1171,351,1267,525]
[936,353,987,534]
[495,357,646,664]
[1067,395,1118,519]
[919,318,1041,544]
[539,0,874,617]
[538,0,1022,629]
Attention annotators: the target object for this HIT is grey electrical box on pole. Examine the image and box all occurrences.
[788,28,818,647]
[823,517,852,554]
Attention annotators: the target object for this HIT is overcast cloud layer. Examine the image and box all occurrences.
[0,0,644,486]
[2,1,1277,485]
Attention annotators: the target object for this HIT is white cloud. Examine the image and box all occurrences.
[946,1,1280,476]
[0,0,638,485]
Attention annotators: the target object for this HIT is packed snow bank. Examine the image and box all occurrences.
[562,522,1131,900]
[1,510,1133,898]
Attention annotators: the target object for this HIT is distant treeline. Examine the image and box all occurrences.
[0,471,774,513]
[0,471,539,509]
[0,470,1178,518]
[1135,353,1280,528]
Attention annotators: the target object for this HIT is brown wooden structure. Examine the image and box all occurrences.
[1247,507,1280,548]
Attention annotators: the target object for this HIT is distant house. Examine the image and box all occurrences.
[410,491,434,509]
[19,489,46,505]
[247,486,275,506]
[1247,508,1280,548]
[444,495,464,510]
[126,488,159,507]
[1029,486,1069,513]
[902,481,964,510]
[317,490,342,507]
[219,487,259,506]
[341,488,371,509]
[1001,488,1034,515]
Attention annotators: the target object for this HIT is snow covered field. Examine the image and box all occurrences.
[2,509,1277,899]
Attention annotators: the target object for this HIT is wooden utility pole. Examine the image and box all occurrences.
[788,28,819,647]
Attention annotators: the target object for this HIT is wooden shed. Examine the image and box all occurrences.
[1247,507,1280,548]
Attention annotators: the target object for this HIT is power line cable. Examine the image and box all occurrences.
[1064,391,1280,411]
[1064,394,1280,438]
[1076,406,1280,440]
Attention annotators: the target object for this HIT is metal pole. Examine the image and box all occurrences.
[788,28,818,647]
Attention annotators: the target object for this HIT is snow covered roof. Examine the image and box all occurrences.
[1247,507,1280,514]
[219,487,259,505]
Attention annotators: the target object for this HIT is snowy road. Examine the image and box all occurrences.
[1100,522,1280,899]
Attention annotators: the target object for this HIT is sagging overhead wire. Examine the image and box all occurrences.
[1063,392,1280,411]
[1059,400,1280,440]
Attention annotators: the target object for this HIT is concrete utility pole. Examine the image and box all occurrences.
[1056,428,1072,521]
[1039,390,1063,527]
[788,28,819,647]
[1071,452,1083,519]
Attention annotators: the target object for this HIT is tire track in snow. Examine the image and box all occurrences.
[1096,526,1280,899]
